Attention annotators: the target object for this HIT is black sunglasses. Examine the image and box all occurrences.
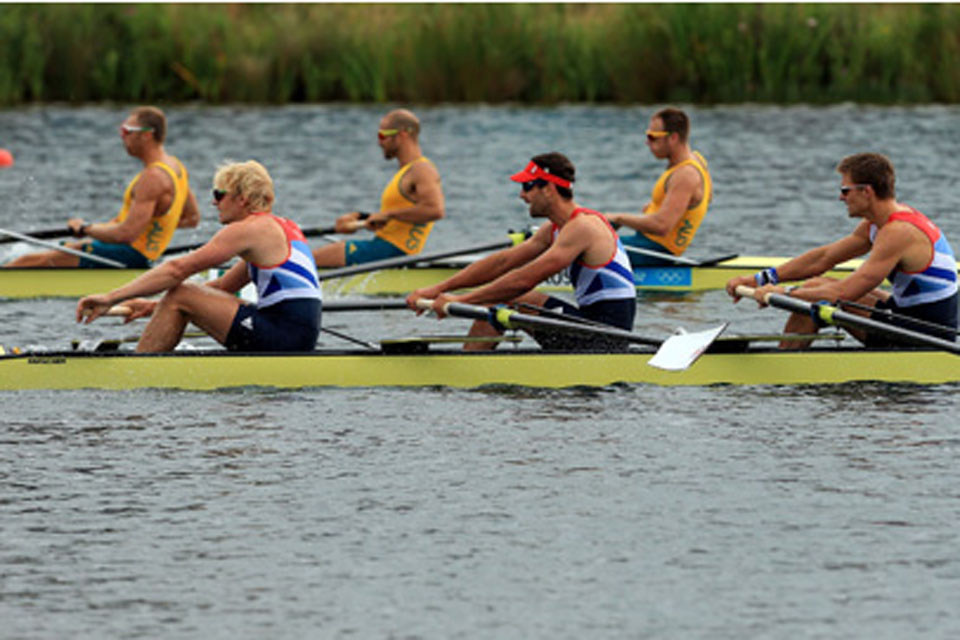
[839,184,869,196]
[522,179,548,192]
[212,188,228,203]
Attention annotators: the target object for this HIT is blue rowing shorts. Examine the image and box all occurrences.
[78,241,151,269]
[529,296,637,352]
[343,236,406,266]
[866,294,958,347]
[225,299,321,352]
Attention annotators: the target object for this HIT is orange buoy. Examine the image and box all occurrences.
[0,148,13,168]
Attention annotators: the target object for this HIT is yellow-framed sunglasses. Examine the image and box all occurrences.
[645,129,671,142]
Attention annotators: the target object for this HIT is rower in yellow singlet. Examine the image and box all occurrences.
[604,107,712,268]
[312,109,445,268]
[4,106,200,269]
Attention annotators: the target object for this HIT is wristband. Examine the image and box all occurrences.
[80,224,91,237]
[754,267,779,286]
[356,212,371,221]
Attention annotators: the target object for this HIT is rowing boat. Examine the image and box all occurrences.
[1,343,956,390]
[0,256,879,299]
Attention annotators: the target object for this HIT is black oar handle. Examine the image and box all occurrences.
[0,226,74,245]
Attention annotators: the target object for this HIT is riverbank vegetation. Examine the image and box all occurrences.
[2,3,959,105]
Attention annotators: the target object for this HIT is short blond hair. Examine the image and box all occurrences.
[213,160,274,211]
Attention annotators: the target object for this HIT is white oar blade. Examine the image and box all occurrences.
[648,323,728,371]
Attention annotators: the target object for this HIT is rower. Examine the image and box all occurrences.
[4,106,200,268]
[312,108,445,268]
[726,152,958,348]
[76,160,322,353]
[603,107,712,268]
[406,152,636,352]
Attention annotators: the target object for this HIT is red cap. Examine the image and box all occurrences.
[509,161,572,189]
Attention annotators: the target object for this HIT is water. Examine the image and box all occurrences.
[1,104,959,638]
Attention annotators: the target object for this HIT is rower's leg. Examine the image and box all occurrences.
[3,248,81,268]
[463,291,550,351]
[312,241,347,268]
[136,282,241,352]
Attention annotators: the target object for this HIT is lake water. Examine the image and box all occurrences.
[1,103,959,639]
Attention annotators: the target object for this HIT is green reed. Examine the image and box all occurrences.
[1,3,958,105]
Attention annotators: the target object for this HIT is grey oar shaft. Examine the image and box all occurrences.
[0,228,125,268]
[624,245,700,266]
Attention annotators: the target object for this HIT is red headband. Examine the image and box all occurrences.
[509,161,573,189]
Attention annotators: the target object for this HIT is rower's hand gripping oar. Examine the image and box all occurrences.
[736,285,960,354]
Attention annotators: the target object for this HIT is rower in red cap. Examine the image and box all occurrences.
[406,152,637,352]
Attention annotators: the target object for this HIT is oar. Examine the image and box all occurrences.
[0,227,125,267]
[625,245,739,267]
[162,223,351,256]
[415,298,663,347]
[415,298,727,367]
[102,297,410,318]
[735,285,960,354]
[0,226,74,245]
[317,232,528,282]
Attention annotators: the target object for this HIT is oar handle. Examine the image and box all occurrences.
[415,297,448,315]
[105,305,132,317]
[735,284,764,300]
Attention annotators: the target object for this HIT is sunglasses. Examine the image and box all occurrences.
[839,184,869,196]
[522,179,547,192]
[377,128,400,140]
[120,124,154,136]
[212,188,228,203]
[645,129,671,143]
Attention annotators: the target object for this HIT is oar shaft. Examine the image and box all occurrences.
[624,245,739,268]
[162,221,366,256]
[0,226,73,245]
[736,285,960,354]
[624,245,699,266]
[416,298,661,347]
[318,236,521,282]
[0,228,125,267]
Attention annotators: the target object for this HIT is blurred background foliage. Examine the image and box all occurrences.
[1,3,958,105]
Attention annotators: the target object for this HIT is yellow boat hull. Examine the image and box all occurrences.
[4,347,958,390]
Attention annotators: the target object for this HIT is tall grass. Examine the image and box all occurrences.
[1,3,959,105]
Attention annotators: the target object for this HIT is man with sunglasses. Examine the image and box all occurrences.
[77,160,321,353]
[312,108,444,268]
[727,152,958,348]
[604,107,712,268]
[406,152,636,352]
[4,106,200,269]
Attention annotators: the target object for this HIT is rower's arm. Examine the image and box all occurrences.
[607,165,700,236]
[453,219,592,306]
[774,223,872,283]
[205,260,251,294]
[177,189,201,229]
[408,227,551,302]
[78,166,167,244]
[367,162,445,227]
[94,224,250,306]
[793,221,912,303]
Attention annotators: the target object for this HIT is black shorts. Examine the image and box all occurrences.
[530,296,637,352]
[866,294,958,347]
[225,299,321,352]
